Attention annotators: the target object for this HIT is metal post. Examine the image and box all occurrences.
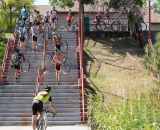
[78,0,85,123]
[148,0,152,45]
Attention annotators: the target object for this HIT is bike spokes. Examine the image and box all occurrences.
[60,40,68,53]
[62,60,70,75]
[21,59,30,72]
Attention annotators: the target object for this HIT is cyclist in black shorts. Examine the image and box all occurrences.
[11,49,25,80]
[31,21,40,51]
[32,86,56,130]
[51,52,65,85]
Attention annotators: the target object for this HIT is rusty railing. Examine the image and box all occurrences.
[0,38,15,78]
[35,39,48,95]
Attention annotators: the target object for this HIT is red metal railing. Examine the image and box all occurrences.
[35,39,48,95]
[0,38,15,78]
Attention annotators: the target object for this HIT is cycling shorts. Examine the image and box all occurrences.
[32,36,37,42]
[14,64,20,70]
[51,17,57,23]
[20,37,25,42]
[55,63,62,71]
[32,100,43,115]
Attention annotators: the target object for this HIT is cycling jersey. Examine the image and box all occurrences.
[31,25,39,37]
[34,91,52,103]
[21,8,28,19]
[50,9,57,18]
[18,27,26,38]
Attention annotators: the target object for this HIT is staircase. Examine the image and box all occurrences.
[0,31,81,125]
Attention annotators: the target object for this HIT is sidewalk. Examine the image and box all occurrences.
[0,125,90,130]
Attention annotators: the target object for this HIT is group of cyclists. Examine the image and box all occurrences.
[10,5,76,130]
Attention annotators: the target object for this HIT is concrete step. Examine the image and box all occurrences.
[0,116,81,122]
[0,120,81,126]
[0,108,81,113]
[0,103,80,108]
[0,92,80,97]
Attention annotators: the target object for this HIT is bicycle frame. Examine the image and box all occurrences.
[37,111,48,130]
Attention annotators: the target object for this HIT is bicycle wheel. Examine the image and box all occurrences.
[95,21,106,31]
[37,33,45,46]
[60,40,68,53]
[62,60,70,75]
[21,59,30,72]
[111,21,120,31]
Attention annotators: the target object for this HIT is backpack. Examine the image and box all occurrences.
[11,53,20,65]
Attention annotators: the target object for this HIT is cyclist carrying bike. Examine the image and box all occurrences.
[11,49,25,80]
[44,11,50,24]
[31,21,40,52]
[18,25,26,52]
[21,5,28,22]
[67,9,74,26]
[52,32,61,52]
[51,52,65,85]
[32,86,56,130]
[50,6,58,29]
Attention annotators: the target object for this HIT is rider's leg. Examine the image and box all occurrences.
[32,115,37,130]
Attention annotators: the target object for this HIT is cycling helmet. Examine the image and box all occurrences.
[45,86,51,92]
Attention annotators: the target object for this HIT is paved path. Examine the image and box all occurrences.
[0,125,90,130]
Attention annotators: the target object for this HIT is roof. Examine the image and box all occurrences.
[142,6,160,23]
[33,1,107,15]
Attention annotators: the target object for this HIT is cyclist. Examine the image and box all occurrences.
[51,52,65,85]
[44,11,50,24]
[33,9,43,23]
[18,25,26,52]
[32,86,56,130]
[95,11,102,25]
[11,49,25,80]
[31,21,40,52]
[50,6,58,29]
[52,32,61,51]
[21,5,28,22]
[67,9,74,26]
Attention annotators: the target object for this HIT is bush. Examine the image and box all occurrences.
[89,93,160,130]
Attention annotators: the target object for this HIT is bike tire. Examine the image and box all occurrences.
[62,60,70,75]
[37,33,45,46]
[21,59,30,72]
[60,40,68,53]
[111,21,120,31]
[95,21,106,31]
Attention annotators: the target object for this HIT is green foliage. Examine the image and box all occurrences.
[89,93,160,130]
[49,0,95,8]
[143,43,160,78]
[0,41,7,65]
[0,0,34,32]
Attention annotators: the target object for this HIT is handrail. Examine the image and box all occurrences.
[1,38,15,78]
[35,38,48,95]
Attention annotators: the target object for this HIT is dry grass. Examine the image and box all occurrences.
[84,37,158,102]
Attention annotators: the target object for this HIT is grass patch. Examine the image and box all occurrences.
[85,37,160,129]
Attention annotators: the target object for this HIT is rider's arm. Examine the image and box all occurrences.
[48,96,56,113]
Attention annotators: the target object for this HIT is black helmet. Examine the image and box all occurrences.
[45,86,51,92]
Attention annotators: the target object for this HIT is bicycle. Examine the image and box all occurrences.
[36,109,55,130]
[50,52,70,75]
[11,57,30,82]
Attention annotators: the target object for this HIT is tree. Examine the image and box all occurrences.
[0,0,34,31]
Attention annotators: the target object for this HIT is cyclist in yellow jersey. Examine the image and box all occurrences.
[32,86,56,130]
